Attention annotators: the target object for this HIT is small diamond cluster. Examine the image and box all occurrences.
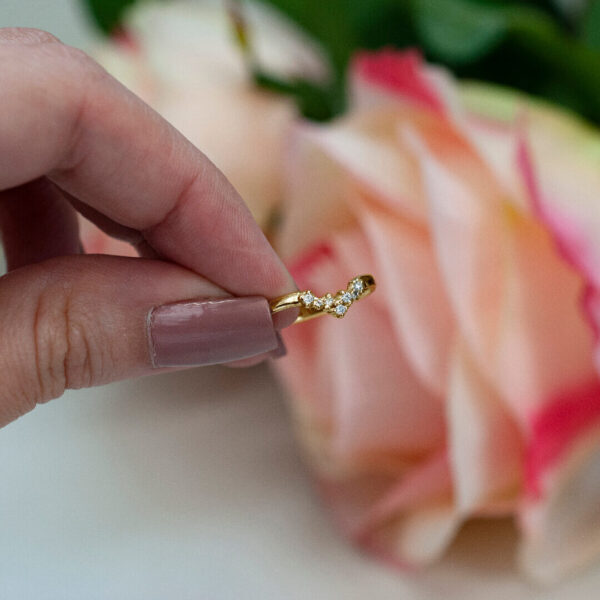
[300,277,365,319]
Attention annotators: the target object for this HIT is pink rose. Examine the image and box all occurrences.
[275,49,600,583]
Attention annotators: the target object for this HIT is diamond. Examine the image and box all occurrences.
[324,295,335,309]
[300,292,314,307]
[313,297,324,310]
[353,279,364,294]
[340,291,352,305]
[335,304,347,316]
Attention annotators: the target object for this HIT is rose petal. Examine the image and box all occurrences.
[520,423,600,583]
[310,114,428,224]
[406,123,507,372]
[320,450,460,566]
[359,204,453,396]
[328,292,445,463]
[351,50,448,114]
[411,122,595,424]
[447,342,522,514]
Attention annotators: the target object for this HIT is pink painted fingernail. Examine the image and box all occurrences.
[148,297,279,367]
[270,332,287,359]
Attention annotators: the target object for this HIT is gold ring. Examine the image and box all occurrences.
[270,274,376,325]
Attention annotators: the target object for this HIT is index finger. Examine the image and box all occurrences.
[0,28,294,298]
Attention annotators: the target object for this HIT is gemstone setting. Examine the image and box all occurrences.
[300,292,314,307]
[335,304,347,316]
[289,275,374,322]
[340,291,353,305]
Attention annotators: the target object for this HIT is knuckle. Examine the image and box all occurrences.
[32,282,104,401]
[57,44,97,71]
[41,42,103,84]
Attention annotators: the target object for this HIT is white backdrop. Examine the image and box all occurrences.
[1,2,600,598]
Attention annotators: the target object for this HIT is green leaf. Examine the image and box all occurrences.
[257,0,358,69]
[254,72,338,121]
[580,0,600,50]
[82,0,139,34]
[413,0,508,65]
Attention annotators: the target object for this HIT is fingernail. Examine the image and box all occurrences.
[148,297,279,367]
[269,332,287,359]
[271,307,298,330]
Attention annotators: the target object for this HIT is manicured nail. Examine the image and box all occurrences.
[148,297,279,367]
[269,332,287,359]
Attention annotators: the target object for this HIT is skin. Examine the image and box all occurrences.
[0,28,295,427]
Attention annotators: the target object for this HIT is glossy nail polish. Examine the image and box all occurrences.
[148,296,279,367]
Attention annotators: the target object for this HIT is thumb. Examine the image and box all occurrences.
[0,255,282,427]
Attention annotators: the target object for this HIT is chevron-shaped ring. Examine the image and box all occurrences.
[269,274,376,325]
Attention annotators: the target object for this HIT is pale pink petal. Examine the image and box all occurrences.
[309,115,428,224]
[328,291,445,462]
[512,104,600,293]
[283,231,445,464]
[493,209,596,421]
[358,450,452,527]
[447,343,523,514]
[277,125,358,260]
[385,503,461,565]
[519,137,600,377]
[276,231,386,476]
[279,110,433,260]
[520,421,600,583]
[407,125,507,371]
[320,450,460,566]
[359,205,453,396]
[462,116,528,210]
[412,123,595,424]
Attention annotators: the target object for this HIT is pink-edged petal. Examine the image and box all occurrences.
[359,204,453,396]
[519,137,600,378]
[524,380,600,498]
[447,343,523,514]
[320,450,460,566]
[411,122,595,424]
[512,104,600,293]
[584,288,600,371]
[520,421,600,583]
[493,209,596,422]
[350,50,448,114]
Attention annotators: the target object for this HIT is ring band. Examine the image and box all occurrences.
[270,274,376,325]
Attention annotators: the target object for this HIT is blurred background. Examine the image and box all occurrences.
[3,1,600,599]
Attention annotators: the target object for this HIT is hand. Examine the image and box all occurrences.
[0,28,296,427]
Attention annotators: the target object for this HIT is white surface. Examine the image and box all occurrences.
[2,1,600,598]
[1,366,600,599]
